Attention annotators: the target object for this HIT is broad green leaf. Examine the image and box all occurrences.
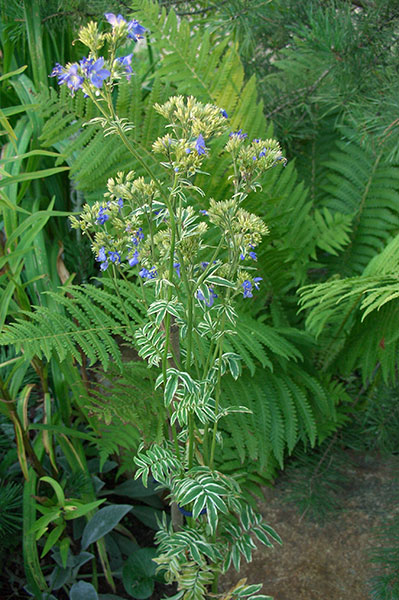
[81,505,132,549]
[131,506,165,530]
[70,581,99,600]
[122,548,156,600]
[110,478,160,500]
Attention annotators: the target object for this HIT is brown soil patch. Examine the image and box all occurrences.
[221,453,399,600]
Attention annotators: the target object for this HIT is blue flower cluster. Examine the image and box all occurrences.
[242,278,262,298]
[50,13,146,95]
[51,57,111,96]
[139,267,157,279]
[240,245,257,261]
[128,228,145,267]
[96,247,121,271]
[97,206,109,225]
[229,129,247,140]
[116,54,134,81]
[105,12,146,41]
[195,134,207,155]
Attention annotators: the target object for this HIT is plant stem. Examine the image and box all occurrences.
[209,319,225,469]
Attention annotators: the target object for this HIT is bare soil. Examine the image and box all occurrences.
[221,452,399,600]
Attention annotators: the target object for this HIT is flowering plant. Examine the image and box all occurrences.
[60,12,286,600]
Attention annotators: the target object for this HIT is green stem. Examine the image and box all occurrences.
[209,320,225,469]
[91,549,98,591]
[102,91,170,204]
[188,413,195,470]
[161,179,182,461]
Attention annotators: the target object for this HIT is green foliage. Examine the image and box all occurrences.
[0,480,22,538]
[220,366,345,471]
[317,127,399,276]
[25,0,348,481]
[3,1,399,596]
[0,280,145,369]
[299,233,399,382]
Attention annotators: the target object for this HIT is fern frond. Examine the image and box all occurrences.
[319,127,399,275]
[220,363,338,471]
[87,361,165,453]
[0,282,145,369]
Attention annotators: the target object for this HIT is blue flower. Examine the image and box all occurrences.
[50,63,63,78]
[117,198,124,208]
[79,57,94,76]
[139,266,157,279]
[87,57,110,89]
[117,54,134,81]
[56,63,84,96]
[220,109,228,118]
[127,19,146,41]
[197,288,217,307]
[199,209,207,215]
[229,129,247,140]
[200,261,209,270]
[132,228,144,246]
[240,253,245,260]
[96,246,109,271]
[242,280,253,298]
[253,138,260,143]
[195,134,206,155]
[174,262,181,278]
[259,148,267,158]
[105,12,126,26]
[108,251,121,264]
[96,246,107,262]
[249,251,257,260]
[97,207,109,225]
[105,13,146,41]
[253,277,262,290]
[185,147,192,154]
[129,250,139,266]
